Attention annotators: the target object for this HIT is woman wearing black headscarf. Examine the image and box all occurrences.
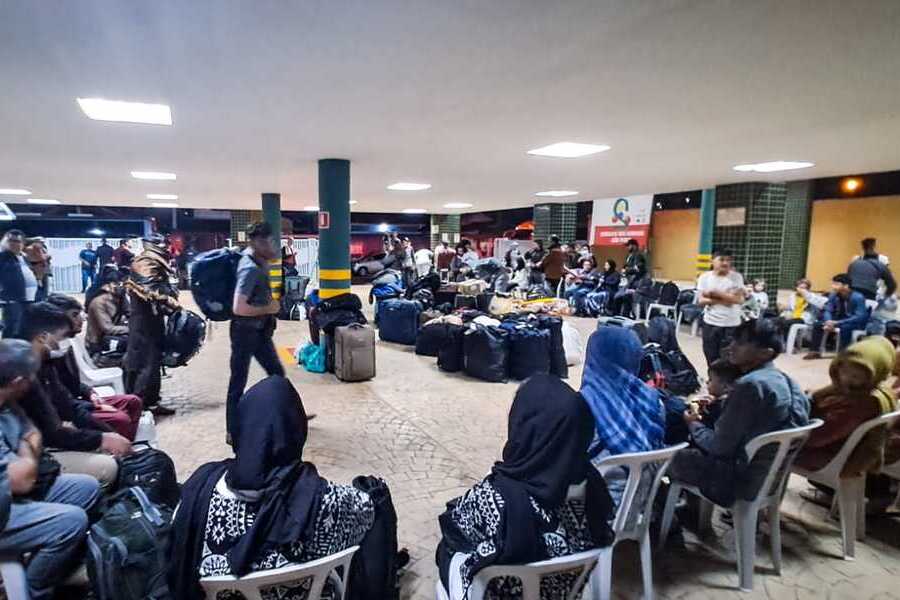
[169,376,382,600]
[436,374,615,599]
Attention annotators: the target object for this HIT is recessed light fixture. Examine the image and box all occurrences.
[152,202,179,208]
[147,194,178,201]
[88,228,106,236]
[303,206,319,212]
[527,142,610,158]
[0,188,31,196]
[67,213,94,218]
[349,200,358,205]
[377,223,390,233]
[27,198,61,205]
[535,190,579,198]
[77,98,172,125]
[402,208,427,214]
[732,161,814,173]
[842,177,862,192]
[443,202,473,209]
[131,171,177,181]
[387,182,431,191]
[0,203,15,221]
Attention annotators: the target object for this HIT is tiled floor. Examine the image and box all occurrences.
[157,288,900,599]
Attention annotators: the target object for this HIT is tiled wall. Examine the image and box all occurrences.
[780,181,813,288]
[533,203,578,243]
[430,214,461,248]
[230,209,264,246]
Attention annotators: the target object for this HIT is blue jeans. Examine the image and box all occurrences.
[1,302,26,339]
[81,269,95,292]
[0,474,100,599]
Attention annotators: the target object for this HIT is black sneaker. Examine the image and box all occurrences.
[150,404,176,417]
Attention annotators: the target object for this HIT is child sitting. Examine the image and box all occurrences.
[663,359,742,444]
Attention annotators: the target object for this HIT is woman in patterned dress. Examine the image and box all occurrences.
[168,376,382,600]
[436,374,615,599]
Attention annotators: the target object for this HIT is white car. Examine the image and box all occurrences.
[352,252,387,277]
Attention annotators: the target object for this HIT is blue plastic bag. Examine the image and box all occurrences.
[299,342,326,373]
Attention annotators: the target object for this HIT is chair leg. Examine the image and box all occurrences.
[836,478,860,560]
[769,501,783,575]
[0,561,30,600]
[733,503,758,592]
[589,551,613,600]
[855,478,866,541]
[640,531,654,600]
[697,498,714,536]
[658,484,681,547]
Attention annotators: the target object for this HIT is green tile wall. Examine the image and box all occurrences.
[533,203,578,243]
[431,214,461,248]
[230,209,263,246]
[780,181,813,288]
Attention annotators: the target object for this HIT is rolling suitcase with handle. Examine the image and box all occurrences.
[334,323,376,382]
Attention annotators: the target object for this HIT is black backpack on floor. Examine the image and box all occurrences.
[640,343,701,396]
[87,487,173,600]
[115,445,180,509]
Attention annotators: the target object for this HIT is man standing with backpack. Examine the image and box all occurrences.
[848,237,896,301]
[226,222,284,441]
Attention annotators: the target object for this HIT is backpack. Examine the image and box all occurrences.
[639,343,701,396]
[115,445,180,509]
[404,272,441,299]
[162,309,206,368]
[369,283,404,305]
[86,487,173,600]
[658,281,680,306]
[189,248,242,321]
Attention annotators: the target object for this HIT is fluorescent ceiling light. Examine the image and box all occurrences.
[88,228,106,236]
[0,203,15,221]
[303,206,319,212]
[732,161,814,173]
[535,190,579,197]
[131,171,176,181]
[443,202,473,209]
[349,200,358,205]
[387,182,431,191]
[152,202,179,208]
[77,98,172,125]
[14,212,41,217]
[402,208,427,214]
[147,194,178,201]
[0,188,31,196]
[377,223,389,233]
[27,198,61,205]
[527,142,610,158]
[67,213,94,218]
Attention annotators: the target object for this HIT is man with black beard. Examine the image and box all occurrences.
[123,235,179,416]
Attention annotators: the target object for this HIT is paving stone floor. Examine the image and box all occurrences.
[157,289,900,599]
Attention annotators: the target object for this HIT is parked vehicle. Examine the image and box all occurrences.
[352,252,387,277]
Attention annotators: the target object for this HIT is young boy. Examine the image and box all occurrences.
[695,359,744,427]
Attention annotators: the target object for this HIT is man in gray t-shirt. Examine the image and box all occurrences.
[225,222,285,440]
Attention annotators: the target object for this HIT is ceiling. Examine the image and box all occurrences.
[2,1,900,214]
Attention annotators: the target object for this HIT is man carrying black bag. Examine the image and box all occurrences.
[226,222,285,441]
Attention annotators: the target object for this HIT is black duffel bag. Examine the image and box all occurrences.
[536,315,568,379]
[507,326,551,381]
[437,324,466,372]
[318,293,363,314]
[463,325,509,383]
[416,322,451,357]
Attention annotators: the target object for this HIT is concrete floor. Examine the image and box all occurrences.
[158,287,900,599]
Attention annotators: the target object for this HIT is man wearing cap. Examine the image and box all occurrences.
[122,235,179,415]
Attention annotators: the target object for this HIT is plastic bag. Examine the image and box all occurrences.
[299,342,326,373]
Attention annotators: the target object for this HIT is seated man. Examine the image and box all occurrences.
[20,303,132,490]
[670,319,810,507]
[46,294,142,440]
[83,269,129,360]
[804,273,870,360]
[796,336,897,509]
[0,339,100,600]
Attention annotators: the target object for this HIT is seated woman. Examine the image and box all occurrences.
[582,260,621,317]
[563,257,597,306]
[580,327,666,504]
[85,267,129,362]
[436,374,615,599]
[796,336,897,509]
[170,376,396,600]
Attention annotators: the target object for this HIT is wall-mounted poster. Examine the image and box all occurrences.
[589,194,654,248]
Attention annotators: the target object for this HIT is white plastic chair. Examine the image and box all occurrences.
[674,311,700,337]
[200,545,358,600]
[435,548,602,600]
[644,303,677,324]
[70,336,125,394]
[659,420,822,591]
[785,323,809,355]
[879,455,900,510]
[0,559,29,600]
[792,410,900,560]
[590,443,688,600]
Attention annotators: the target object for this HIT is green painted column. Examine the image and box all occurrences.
[317,159,351,299]
[262,193,283,300]
[697,187,715,275]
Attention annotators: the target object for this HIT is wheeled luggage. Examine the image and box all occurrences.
[377,298,420,345]
[334,323,376,382]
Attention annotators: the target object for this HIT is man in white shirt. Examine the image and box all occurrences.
[697,248,745,365]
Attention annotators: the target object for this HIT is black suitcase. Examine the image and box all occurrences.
[323,332,336,373]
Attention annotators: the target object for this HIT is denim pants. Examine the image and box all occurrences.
[226,316,285,439]
[0,474,100,599]
[1,302,26,339]
[81,268,94,292]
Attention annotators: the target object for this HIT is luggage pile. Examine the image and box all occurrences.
[302,293,377,382]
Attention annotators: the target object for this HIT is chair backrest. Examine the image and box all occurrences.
[818,410,900,479]
[468,548,602,600]
[199,545,358,600]
[593,443,688,541]
[71,335,100,371]
[744,419,823,504]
